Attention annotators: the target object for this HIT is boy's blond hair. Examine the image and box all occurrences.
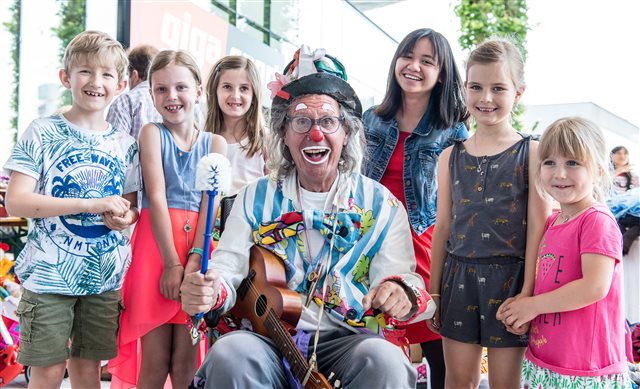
[63,30,129,82]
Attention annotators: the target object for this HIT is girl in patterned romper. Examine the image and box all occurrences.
[497,117,632,388]
[427,37,550,388]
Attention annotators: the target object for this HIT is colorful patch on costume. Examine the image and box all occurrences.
[345,309,392,333]
[253,210,362,254]
[324,276,342,308]
[352,254,370,285]
[254,212,304,246]
[310,210,361,253]
[351,204,375,237]
[295,234,305,256]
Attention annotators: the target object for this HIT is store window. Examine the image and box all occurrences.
[211,0,235,24]
[237,0,263,25]
[236,18,266,43]
[210,5,230,22]
[270,0,298,43]
[210,0,299,49]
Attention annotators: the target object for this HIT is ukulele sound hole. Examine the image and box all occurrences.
[255,295,267,317]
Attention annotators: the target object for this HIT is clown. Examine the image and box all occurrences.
[181,45,434,389]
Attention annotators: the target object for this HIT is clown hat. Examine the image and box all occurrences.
[268,45,362,117]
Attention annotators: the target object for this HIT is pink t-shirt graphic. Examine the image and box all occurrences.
[525,204,627,376]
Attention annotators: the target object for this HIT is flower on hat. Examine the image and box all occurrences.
[269,44,360,116]
[267,45,335,100]
[266,72,291,100]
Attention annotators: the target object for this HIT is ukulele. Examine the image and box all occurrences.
[231,245,333,389]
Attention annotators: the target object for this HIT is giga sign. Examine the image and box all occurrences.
[129,0,285,92]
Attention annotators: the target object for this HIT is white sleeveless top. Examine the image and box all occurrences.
[226,137,265,195]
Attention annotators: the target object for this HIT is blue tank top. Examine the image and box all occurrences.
[141,123,213,211]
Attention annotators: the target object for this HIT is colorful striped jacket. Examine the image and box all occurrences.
[211,172,433,333]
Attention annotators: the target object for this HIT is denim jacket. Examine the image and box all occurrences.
[362,106,468,234]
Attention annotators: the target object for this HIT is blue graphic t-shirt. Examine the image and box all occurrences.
[3,114,140,295]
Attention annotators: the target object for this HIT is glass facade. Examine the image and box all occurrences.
[209,0,398,108]
[10,0,398,146]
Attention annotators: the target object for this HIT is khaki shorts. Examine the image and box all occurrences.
[16,288,123,366]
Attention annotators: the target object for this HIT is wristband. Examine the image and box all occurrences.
[188,247,204,256]
[211,283,228,310]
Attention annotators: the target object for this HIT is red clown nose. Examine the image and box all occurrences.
[309,128,324,142]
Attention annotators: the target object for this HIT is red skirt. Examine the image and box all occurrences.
[109,208,208,388]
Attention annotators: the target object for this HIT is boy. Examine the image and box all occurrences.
[3,30,139,388]
[106,44,161,139]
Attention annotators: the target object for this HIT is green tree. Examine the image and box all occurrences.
[3,0,20,144]
[455,0,532,131]
[52,0,86,107]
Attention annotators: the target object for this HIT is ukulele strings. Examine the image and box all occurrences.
[244,279,310,369]
[239,266,339,387]
[243,279,341,388]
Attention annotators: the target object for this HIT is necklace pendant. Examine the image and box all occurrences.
[476,166,482,173]
[184,222,192,247]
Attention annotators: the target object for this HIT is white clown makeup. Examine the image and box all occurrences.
[321,103,336,113]
[284,94,346,192]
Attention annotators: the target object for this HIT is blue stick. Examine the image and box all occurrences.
[195,188,217,321]
[200,189,217,274]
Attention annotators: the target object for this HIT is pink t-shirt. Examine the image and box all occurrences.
[525,204,626,376]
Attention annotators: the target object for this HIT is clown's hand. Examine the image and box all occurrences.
[362,281,412,320]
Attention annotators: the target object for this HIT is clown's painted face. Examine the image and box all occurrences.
[284,94,347,192]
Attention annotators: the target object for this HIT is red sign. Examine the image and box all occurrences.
[130,1,229,78]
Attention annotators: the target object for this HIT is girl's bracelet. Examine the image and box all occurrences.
[188,247,204,257]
